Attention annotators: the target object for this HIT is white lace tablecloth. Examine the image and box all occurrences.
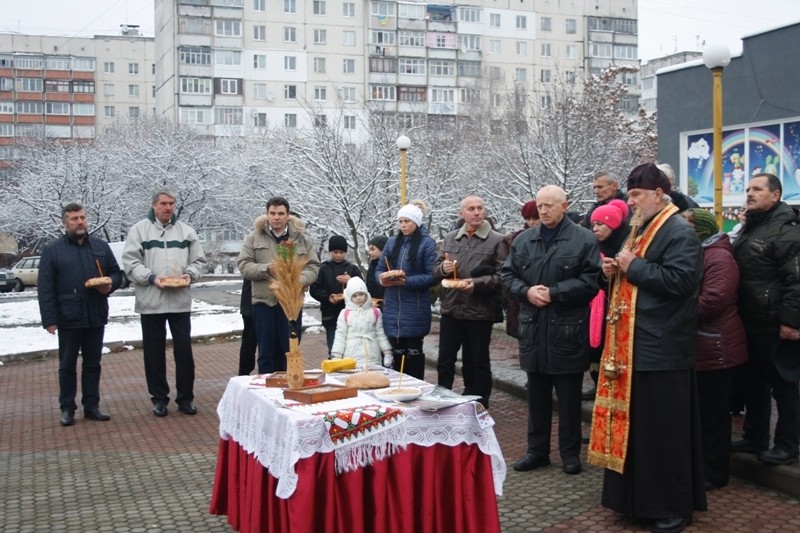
[217,374,506,499]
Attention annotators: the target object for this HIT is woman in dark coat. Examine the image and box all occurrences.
[504,200,540,339]
[683,208,748,490]
[374,204,437,380]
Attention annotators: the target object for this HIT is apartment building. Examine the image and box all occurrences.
[0,27,155,163]
[155,0,640,137]
[639,50,702,113]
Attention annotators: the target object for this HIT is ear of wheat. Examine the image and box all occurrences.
[268,240,308,332]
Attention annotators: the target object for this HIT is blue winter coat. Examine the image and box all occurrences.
[38,235,124,329]
[374,227,437,340]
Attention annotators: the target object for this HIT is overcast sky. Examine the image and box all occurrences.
[2,0,800,62]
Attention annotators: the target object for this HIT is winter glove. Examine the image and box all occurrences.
[383,352,393,368]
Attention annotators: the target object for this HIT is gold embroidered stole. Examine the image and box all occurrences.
[587,204,679,473]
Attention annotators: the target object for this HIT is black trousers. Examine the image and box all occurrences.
[742,328,800,453]
[437,315,494,407]
[697,367,736,486]
[57,327,105,412]
[389,337,425,381]
[140,313,194,405]
[526,371,583,458]
[237,314,258,376]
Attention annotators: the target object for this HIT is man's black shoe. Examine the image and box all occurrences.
[178,402,198,415]
[562,456,582,475]
[84,407,111,421]
[153,401,168,417]
[60,410,75,427]
[513,453,550,472]
[652,515,692,533]
[730,438,765,454]
[758,448,799,466]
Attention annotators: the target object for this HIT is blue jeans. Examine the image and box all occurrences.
[252,303,289,373]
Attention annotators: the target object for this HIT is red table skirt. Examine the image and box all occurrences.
[209,438,501,533]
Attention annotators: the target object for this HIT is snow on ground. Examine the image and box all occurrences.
[0,288,322,356]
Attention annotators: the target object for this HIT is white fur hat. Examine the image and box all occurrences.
[397,204,423,227]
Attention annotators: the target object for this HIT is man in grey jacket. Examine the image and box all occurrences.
[123,189,206,417]
[502,185,600,475]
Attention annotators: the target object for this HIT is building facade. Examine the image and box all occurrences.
[0,27,154,163]
[639,50,701,113]
[154,0,640,136]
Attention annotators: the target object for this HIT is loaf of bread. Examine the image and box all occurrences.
[441,278,470,289]
[345,371,390,389]
[161,276,189,288]
[84,277,112,288]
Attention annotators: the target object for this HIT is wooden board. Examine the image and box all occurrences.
[283,384,358,404]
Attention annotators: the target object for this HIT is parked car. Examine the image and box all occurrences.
[108,241,130,289]
[11,256,40,291]
[0,268,16,293]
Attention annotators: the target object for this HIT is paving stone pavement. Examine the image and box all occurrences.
[1,322,799,532]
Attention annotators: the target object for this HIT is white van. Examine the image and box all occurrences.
[108,242,130,288]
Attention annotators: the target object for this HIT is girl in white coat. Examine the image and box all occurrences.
[331,277,393,367]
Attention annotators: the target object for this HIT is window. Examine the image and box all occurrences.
[370,31,395,45]
[253,0,265,10]
[0,123,13,136]
[215,19,242,37]
[541,17,552,31]
[215,107,243,125]
[371,1,395,17]
[283,0,296,14]
[540,96,551,109]
[340,86,356,102]
[129,63,139,75]
[72,58,95,71]
[515,68,527,83]
[103,62,114,73]
[284,113,297,127]
[489,40,500,54]
[614,44,638,60]
[180,47,212,65]
[458,7,480,23]
[46,57,71,70]
[540,69,551,83]
[216,50,242,65]
[430,88,454,104]
[370,85,396,101]
[314,114,327,127]
[428,60,454,76]
[566,45,577,59]
[0,102,13,114]
[104,106,115,118]
[541,43,552,57]
[516,42,527,55]
[73,103,95,116]
[399,31,425,47]
[104,84,115,96]
[314,29,326,45]
[343,59,355,74]
[129,84,140,97]
[284,84,296,99]
[459,88,480,104]
[16,124,43,137]
[490,13,500,28]
[489,66,503,80]
[180,107,211,124]
[643,77,654,90]
[566,19,577,34]
[16,78,43,92]
[620,70,638,85]
[399,3,424,19]
[72,80,94,93]
[314,57,326,73]
[369,57,397,73]
[219,78,240,94]
[344,115,356,129]
[343,31,356,46]
[516,16,527,30]
[284,56,296,71]
[458,34,481,51]
[458,60,481,77]
[253,83,268,99]
[565,70,576,84]
[45,80,70,93]
[435,35,447,48]
[253,25,266,40]
[590,43,612,58]
[313,0,326,15]
[314,86,327,101]
[254,112,268,127]
[399,58,425,75]
[45,102,70,115]
[284,27,296,43]
[180,77,212,94]
[399,86,425,102]
[15,56,43,69]
[16,101,43,114]
[180,17,211,34]
[343,2,355,17]
[254,54,267,69]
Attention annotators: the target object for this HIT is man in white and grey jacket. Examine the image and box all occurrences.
[123,189,206,418]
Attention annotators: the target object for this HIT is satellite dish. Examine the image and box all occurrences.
[266,91,276,101]
[121,25,129,33]
[461,43,468,54]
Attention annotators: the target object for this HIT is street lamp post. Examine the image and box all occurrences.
[396,135,411,206]
[702,43,731,229]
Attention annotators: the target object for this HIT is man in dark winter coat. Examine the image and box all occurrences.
[310,235,362,356]
[581,170,627,228]
[38,203,124,426]
[731,173,800,466]
[502,186,600,475]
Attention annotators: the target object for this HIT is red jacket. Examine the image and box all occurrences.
[696,233,747,372]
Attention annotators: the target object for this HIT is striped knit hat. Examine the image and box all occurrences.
[688,208,718,241]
